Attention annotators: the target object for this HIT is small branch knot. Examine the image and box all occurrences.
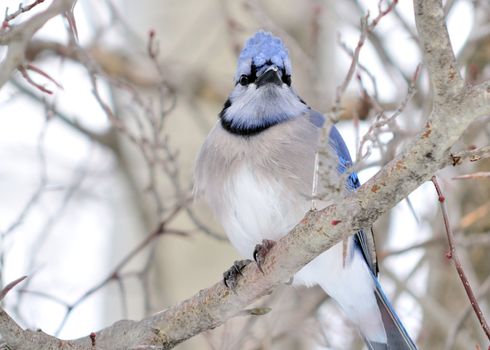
[89,332,96,347]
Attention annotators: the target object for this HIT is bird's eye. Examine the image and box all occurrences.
[239,75,249,86]
[282,74,291,86]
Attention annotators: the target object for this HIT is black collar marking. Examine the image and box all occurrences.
[218,99,280,136]
[220,117,279,136]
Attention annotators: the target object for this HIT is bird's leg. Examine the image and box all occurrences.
[253,239,276,274]
[223,259,252,290]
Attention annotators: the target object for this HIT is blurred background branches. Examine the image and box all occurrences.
[0,0,489,349]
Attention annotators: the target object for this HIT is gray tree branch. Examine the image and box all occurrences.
[0,0,76,88]
[413,0,464,99]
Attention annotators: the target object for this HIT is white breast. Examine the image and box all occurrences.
[218,165,309,258]
[194,116,320,258]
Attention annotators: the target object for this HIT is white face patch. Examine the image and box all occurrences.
[223,83,307,130]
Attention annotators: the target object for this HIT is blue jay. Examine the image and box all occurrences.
[194,31,417,350]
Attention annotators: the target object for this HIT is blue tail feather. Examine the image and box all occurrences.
[371,276,418,350]
[327,122,418,349]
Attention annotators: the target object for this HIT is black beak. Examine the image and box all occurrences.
[255,67,282,87]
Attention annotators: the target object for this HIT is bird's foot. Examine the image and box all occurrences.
[223,259,252,290]
[253,239,276,274]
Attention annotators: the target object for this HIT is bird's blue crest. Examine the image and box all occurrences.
[235,31,292,81]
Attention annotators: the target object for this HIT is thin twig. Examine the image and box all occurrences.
[3,0,46,24]
[431,176,490,341]
[333,17,368,120]
[26,63,63,89]
[0,276,27,301]
[445,275,490,350]
[332,0,399,121]
[18,66,53,94]
[451,145,490,166]
[54,216,186,335]
[452,172,490,180]
[356,64,420,162]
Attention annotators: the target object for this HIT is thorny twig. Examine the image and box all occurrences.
[0,276,27,301]
[0,0,76,89]
[2,0,46,27]
[431,176,490,342]
[18,66,52,94]
[17,63,63,95]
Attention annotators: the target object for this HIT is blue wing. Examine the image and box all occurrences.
[328,125,378,275]
[308,111,417,349]
[308,109,378,275]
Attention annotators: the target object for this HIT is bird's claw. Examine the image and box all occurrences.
[223,259,252,290]
[253,239,276,274]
